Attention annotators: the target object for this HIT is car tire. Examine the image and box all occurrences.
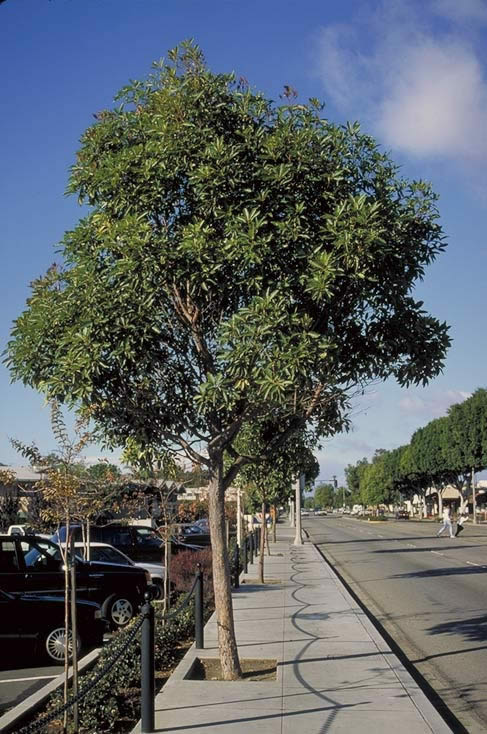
[151,581,164,600]
[108,596,134,627]
[44,626,81,663]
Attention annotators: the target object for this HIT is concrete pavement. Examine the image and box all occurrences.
[133,524,452,733]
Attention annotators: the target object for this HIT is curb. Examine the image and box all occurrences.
[0,647,101,733]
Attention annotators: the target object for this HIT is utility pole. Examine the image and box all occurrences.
[236,487,242,547]
[472,467,477,525]
[289,497,294,527]
[293,474,304,545]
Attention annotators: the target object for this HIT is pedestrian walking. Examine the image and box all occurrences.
[455,512,468,537]
[437,506,454,538]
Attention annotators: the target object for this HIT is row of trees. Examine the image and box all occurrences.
[345,389,487,515]
[6,42,450,678]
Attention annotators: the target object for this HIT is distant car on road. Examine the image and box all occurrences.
[315,510,327,516]
[0,589,105,663]
[395,509,409,520]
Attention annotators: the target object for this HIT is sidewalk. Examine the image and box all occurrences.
[133,525,452,734]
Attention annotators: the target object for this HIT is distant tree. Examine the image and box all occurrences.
[399,439,430,518]
[6,42,450,678]
[445,389,487,507]
[25,487,52,532]
[85,462,121,481]
[235,426,319,582]
[345,458,369,497]
[360,457,387,508]
[0,469,20,528]
[314,483,335,509]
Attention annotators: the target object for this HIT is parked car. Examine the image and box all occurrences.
[73,542,166,600]
[0,588,105,663]
[54,524,165,563]
[193,518,209,531]
[395,509,410,520]
[174,523,211,546]
[7,524,51,539]
[0,535,151,629]
[53,524,199,563]
[315,510,327,516]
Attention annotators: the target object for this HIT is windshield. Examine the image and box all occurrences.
[89,547,133,565]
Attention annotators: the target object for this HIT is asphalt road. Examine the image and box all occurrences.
[0,657,62,717]
[304,515,487,734]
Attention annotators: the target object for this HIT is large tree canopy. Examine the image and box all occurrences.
[6,42,450,677]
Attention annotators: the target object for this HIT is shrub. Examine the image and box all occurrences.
[171,547,213,598]
[37,593,212,733]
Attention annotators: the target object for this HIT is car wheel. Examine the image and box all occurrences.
[44,627,81,663]
[109,597,134,627]
[152,581,164,600]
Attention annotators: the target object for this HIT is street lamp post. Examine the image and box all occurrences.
[293,474,304,545]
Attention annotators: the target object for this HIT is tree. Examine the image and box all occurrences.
[345,458,369,498]
[360,451,389,508]
[314,483,335,509]
[444,389,487,511]
[85,462,122,481]
[0,470,20,529]
[235,426,319,582]
[6,42,450,678]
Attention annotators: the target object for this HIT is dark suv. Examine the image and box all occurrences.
[0,535,150,629]
[54,524,202,562]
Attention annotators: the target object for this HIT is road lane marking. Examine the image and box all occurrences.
[466,561,481,566]
[407,544,416,547]
[0,675,58,684]
[431,550,445,556]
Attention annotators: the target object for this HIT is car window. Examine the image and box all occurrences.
[102,528,132,547]
[94,547,132,565]
[0,540,20,571]
[134,528,162,546]
[22,539,62,569]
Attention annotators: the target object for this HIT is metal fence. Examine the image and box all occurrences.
[15,528,262,734]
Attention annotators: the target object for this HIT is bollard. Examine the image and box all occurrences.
[234,544,240,588]
[195,563,204,649]
[141,591,155,734]
[243,535,248,574]
[249,530,254,565]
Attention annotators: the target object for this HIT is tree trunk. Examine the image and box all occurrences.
[258,501,265,583]
[64,515,70,731]
[208,458,242,680]
[272,505,277,543]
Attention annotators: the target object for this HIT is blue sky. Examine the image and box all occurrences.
[1,0,486,483]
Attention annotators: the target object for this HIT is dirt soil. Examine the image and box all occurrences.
[190,657,277,681]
